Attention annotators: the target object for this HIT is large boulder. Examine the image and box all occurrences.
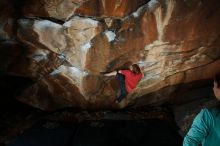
[0,0,220,110]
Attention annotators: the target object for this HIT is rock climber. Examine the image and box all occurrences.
[102,63,144,103]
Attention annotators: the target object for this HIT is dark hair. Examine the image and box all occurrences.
[131,64,141,74]
[214,71,220,87]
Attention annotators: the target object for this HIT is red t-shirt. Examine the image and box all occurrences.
[120,70,143,93]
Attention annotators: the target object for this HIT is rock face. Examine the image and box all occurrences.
[22,0,148,20]
[0,0,220,110]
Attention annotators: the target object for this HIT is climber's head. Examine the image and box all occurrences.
[213,71,220,100]
[130,64,141,74]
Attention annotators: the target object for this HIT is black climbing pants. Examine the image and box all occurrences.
[116,73,128,102]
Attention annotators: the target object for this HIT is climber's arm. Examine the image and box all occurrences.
[103,70,118,76]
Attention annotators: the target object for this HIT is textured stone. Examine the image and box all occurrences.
[22,0,87,21]
[75,0,149,18]
[22,0,149,20]
[0,0,15,41]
